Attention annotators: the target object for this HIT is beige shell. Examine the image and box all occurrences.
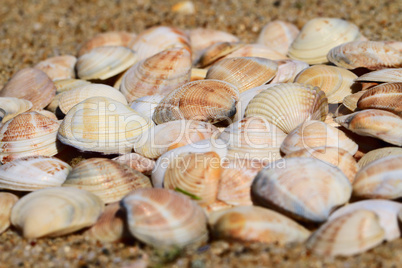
[252,157,352,222]
[112,153,155,175]
[58,97,154,154]
[225,44,287,60]
[245,83,328,134]
[0,192,18,234]
[121,188,208,248]
[0,112,60,164]
[198,42,245,68]
[257,20,299,55]
[334,104,354,117]
[327,41,402,70]
[357,83,402,116]
[205,57,278,93]
[190,68,208,81]
[288,18,363,64]
[294,65,357,103]
[130,94,164,120]
[0,68,56,110]
[34,109,58,121]
[271,59,309,83]
[358,147,402,168]
[120,48,192,102]
[355,68,402,83]
[153,80,239,125]
[47,79,91,112]
[0,97,32,123]
[77,46,137,80]
[342,90,366,111]
[306,210,385,256]
[34,55,77,81]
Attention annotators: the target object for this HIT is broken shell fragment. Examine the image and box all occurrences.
[34,55,77,81]
[0,192,18,234]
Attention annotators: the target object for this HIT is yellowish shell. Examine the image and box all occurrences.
[34,55,77,81]
[355,68,402,83]
[0,97,32,123]
[342,91,366,111]
[225,44,288,60]
[0,192,18,234]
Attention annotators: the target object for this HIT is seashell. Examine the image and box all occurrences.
[135,120,219,159]
[34,109,58,121]
[63,158,152,204]
[353,155,402,199]
[270,59,309,84]
[358,147,402,168]
[112,153,155,175]
[0,97,32,123]
[78,31,136,57]
[335,109,402,146]
[203,200,233,215]
[335,104,354,117]
[198,42,245,68]
[327,41,402,70]
[285,147,358,183]
[306,210,385,256]
[245,83,328,134]
[11,187,104,238]
[0,156,71,191]
[34,55,77,81]
[120,48,192,102]
[355,68,402,83]
[288,18,363,64]
[225,44,287,60]
[280,120,358,156]
[0,192,18,234]
[191,68,208,81]
[205,57,278,93]
[171,1,195,14]
[252,157,352,222]
[329,200,402,241]
[129,26,191,62]
[257,20,299,55]
[342,91,366,111]
[153,80,239,125]
[58,83,128,114]
[0,68,56,110]
[294,65,357,103]
[0,112,60,163]
[58,97,154,154]
[209,206,310,244]
[130,94,164,120]
[357,83,402,116]
[77,46,137,80]
[121,188,208,248]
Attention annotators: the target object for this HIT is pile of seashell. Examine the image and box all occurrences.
[0,17,402,257]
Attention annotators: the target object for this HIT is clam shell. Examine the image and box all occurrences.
[112,153,155,175]
[130,94,164,120]
[342,90,366,111]
[48,79,91,113]
[245,83,328,134]
[0,192,18,234]
[225,44,287,60]
[355,68,402,83]
[357,83,402,116]
[271,59,309,83]
[358,147,402,168]
[34,55,77,81]
[257,20,299,55]
[121,188,208,248]
[0,97,32,123]
[34,109,58,121]
[198,42,245,68]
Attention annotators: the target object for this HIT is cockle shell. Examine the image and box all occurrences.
[270,59,309,83]
[225,44,287,60]
[77,46,137,80]
[209,206,310,244]
[0,156,71,191]
[358,147,402,168]
[34,109,58,121]
[306,210,385,256]
[153,80,239,125]
[357,83,402,116]
[0,192,18,234]
[257,20,299,55]
[0,112,60,163]
[113,153,155,175]
[294,65,357,103]
[342,90,366,111]
[34,55,77,81]
[11,187,104,238]
[58,97,154,154]
[198,42,245,68]
[120,48,192,102]
[252,157,352,222]
[245,83,328,133]
[130,94,164,120]
[63,158,152,204]
[121,188,208,248]
[0,97,32,123]
[355,68,402,83]
[0,68,56,110]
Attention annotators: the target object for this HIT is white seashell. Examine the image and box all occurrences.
[358,147,402,168]
[271,59,309,83]
[257,20,299,55]
[112,153,155,175]
[34,55,77,81]
[130,94,164,120]
[0,192,18,234]
[0,97,32,123]
[355,68,402,83]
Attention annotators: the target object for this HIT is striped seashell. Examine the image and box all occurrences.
[257,20,299,55]
[112,153,155,175]
[355,68,402,83]
[342,90,366,111]
[358,147,402,168]
[34,55,77,81]
[225,44,288,60]
[0,97,32,123]
[357,83,402,116]
[198,42,245,68]
[270,59,309,83]
[0,192,18,234]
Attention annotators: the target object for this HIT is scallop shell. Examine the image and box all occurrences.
[0,192,18,234]
[0,97,32,123]
[270,59,309,84]
[257,20,299,55]
[130,94,164,120]
[245,83,328,134]
[355,68,402,83]
[357,83,402,116]
[112,153,155,175]
[358,147,402,168]
[225,44,287,60]
[34,55,77,81]
[198,42,245,68]
[342,90,366,111]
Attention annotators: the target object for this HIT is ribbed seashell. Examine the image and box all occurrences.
[306,210,385,256]
[225,44,287,60]
[342,91,366,111]
[78,31,136,57]
[0,112,60,163]
[58,97,154,154]
[329,200,402,241]
[0,156,71,191]
[0,97,32,123]
[270,59,309,84]
[130,94,164,120]
[153,80,239,125]
[121,188,208,248]
[11,187,104,238]
[294,65,357,103]
[120,48,192,102]
[288,18,362,64]
[190,68,208,81]
[355,68,402,83]
[0,68,56,110]
[357,83,402,116]
[34,109,58,121]
[135,120,219,159]
[0,192,18,234]
[63,158,152,204]
[335,109,402,146]
[353,155,402,199]
[205,57,278,93]
[209,206,310,244]
[129,26,191,62]
[252,157,352,222]
[58,83,128,114]
[280,120,358,156]
[327,41,402,70]
[257,20,299,55]
[358,147,402,168]
[34,55,77,81]
[198,42,245,68]
[163,152,221,206]
[77,46,137,80]
[113,153,155,175]
[285,147,358,183]
[48,79,92,112]
[245,83,328,134]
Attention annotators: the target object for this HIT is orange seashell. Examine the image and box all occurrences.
[357,83,402,116]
